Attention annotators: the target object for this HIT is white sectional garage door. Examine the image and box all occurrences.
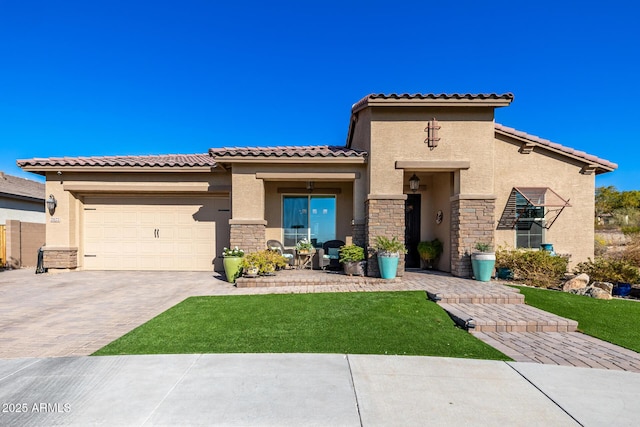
[82,196,230,271]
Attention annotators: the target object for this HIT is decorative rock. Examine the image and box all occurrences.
[563,273,589,292]
[585,286,613,300]
[592,281,614,295]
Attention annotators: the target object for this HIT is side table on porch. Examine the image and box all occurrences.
[296,250,314,270]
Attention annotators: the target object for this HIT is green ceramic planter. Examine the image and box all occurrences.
[223,256,243,283]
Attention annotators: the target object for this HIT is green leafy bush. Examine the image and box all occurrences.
[241,250,288,275]
[339,245,365,263]
[417,239,443,261]
[474,242,492,253]
[495,248,568,288]
[574,258,640,284]
[621,226,640,235]
[374,236,407,255]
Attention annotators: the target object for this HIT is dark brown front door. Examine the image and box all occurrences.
[405,194,421,268]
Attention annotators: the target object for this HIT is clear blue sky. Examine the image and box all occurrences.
[1,1,638,190]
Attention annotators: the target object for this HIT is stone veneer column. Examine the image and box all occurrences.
[352,219,366,247]
[365,196,406,278]
[42,247,78,269]
[450,196,495,277]
[229,220,267,253]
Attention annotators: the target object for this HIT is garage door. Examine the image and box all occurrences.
[83,196,230,271]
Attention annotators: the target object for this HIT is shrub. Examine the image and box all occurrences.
[474,242,492,253]
[621,235,640,268]
[374,236,407,255]
[417,239,443,261]
[339,245,365,263]
[241,250,288,275]
[574,257,640,284]
[495,248,568,288]
[621,226,640,235]
[594,236,608,257]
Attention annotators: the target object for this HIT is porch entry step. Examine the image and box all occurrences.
[425,288,524,305]
[438,303,578,333]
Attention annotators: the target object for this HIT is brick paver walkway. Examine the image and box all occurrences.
[1,268,639,373]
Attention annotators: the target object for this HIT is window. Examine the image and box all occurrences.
[515,193,544,248]
[283,195,336,247]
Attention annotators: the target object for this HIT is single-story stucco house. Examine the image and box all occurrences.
[18,93,616,277]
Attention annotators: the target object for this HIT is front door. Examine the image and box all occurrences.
[404,194,421,268]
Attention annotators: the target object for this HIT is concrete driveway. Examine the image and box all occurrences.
[0,269,234,358]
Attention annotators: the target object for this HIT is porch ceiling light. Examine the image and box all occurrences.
[409,174,420,193]
[46,194,57,215]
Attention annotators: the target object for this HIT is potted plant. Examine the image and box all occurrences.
[222,246,245,283]
[241,250,288,277]
[417,239,443,269]
[374,236,407,279]
[339,244,366,276]
[296,238,314,254]
[494,247,515,280]
[471,242,495,282]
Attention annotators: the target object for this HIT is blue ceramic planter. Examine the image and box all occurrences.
[471,252,496,282]
[378,255,399,279]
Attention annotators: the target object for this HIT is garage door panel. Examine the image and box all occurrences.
[83,196,230,271]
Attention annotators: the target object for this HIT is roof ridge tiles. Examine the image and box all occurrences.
[494,123,617,170]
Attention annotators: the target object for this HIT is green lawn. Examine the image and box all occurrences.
[93,291,509,360]
[515,285,640,353]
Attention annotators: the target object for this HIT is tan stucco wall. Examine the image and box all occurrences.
[230,165,264,220]
[368,108,495,196]
[45,178,81,249]
[493,135,596,266]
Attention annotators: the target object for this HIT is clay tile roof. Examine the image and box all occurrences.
[0,172,45,200]
[352,92,514,111]
[494,123,617,171]
[17,154,216,168]
[209,145,367,159]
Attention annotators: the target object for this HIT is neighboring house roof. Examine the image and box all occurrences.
[494,123,617,174]
[352,92,514,113]
[17,154,217,174]
[0,172,45,201]
[209,145,367,162]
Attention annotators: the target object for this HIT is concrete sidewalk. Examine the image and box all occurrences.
[1,353,639,426]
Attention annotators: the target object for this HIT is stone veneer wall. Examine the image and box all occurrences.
[352,221,366,247]
[365,198,406,277]
[450,198,495,277]
[42,247,78,269]
[230,223,266,253]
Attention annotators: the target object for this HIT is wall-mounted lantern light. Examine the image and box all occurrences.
[306,181,315,192]
[409,174,420,193]
[46,194,57,215]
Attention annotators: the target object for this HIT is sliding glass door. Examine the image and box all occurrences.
[283,195,336,247]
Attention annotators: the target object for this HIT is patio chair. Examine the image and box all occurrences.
[266,240,295,267]
[313,240,345,270]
